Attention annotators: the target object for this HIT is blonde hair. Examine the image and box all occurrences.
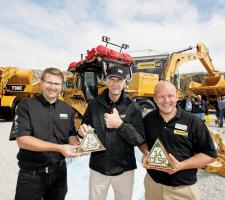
[41,67,64,82]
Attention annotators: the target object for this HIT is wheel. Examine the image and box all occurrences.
[2,98,20,121]
[2,107,14,121]
[137,99,156,117]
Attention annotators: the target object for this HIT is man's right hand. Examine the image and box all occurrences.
[59,144,83,158]
[142,152,150,168]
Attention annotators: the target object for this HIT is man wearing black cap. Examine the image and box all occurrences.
[78,65,145,200]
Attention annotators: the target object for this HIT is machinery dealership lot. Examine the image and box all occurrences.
[0,117,225,200]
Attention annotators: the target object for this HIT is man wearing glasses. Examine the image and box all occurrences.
[10,67,82,200]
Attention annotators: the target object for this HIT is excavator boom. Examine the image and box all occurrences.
[158,42,225,97]
[196,43,219,77]
[161,43,219,81]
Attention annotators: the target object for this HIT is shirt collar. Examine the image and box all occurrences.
[175,106,183,119]
[156,105,183,121]
[105,89,124,105]
[38,94,58,107]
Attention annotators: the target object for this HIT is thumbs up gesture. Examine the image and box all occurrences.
[104,108,123,129]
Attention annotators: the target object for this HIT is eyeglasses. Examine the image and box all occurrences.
[43,80,63,87]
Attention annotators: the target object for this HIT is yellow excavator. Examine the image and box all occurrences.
[130,42,225,111]
[0,66,41,121]
[127,44,204,112]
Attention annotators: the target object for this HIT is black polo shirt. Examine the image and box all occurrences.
[143,106,217,186]
[9,94,76,170]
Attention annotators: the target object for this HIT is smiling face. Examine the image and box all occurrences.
[154,81,178,120]
[41,73,63,103]
[106,76,126,102]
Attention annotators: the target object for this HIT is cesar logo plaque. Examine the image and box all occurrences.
[144,139,174,170]
[76,129,105,153]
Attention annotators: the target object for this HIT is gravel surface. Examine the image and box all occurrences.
[0,116,225,200]
[197,170,225,200]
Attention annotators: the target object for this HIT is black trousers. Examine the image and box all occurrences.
[15,161,67,200]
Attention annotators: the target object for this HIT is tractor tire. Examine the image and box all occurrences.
[137,99,156,117]
[2,107,14,121]
[2,98,20,121]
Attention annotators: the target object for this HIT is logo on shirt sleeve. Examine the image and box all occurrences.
[9,115,20,140]
[120,114,126,119]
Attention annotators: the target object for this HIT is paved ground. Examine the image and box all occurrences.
[0,121,18,200]
[0,114,225,200]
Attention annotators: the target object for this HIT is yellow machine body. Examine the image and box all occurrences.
[0,66,41,120]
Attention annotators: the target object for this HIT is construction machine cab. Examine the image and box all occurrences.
[73,60,105,102]
[65,37,133,126]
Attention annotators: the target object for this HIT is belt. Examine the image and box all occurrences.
[36,160,65,174]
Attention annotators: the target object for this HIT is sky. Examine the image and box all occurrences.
[0,0,225,74]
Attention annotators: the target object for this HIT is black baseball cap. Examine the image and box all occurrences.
[107,65,129,80]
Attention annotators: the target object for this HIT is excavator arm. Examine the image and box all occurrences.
[161,51,197,81]
[196,43,219,77]
[160,43,219,82]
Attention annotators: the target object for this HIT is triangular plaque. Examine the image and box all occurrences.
[76,129,106,153]
[144,138,175,170]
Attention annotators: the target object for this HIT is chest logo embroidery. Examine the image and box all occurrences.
[59,113,68,119]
